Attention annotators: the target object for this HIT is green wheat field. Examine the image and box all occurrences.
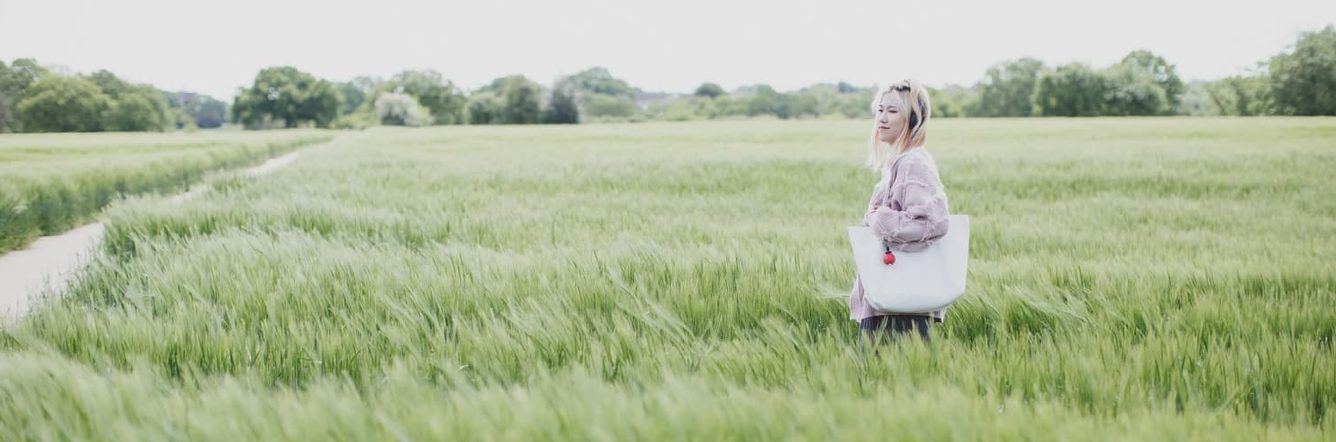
[1,118,1334,440]
[0,130,332,253]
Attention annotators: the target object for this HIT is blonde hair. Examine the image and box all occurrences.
[866,79,932,171]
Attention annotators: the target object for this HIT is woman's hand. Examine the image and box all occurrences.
[862,204,880,226]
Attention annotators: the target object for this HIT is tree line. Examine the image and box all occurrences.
[0,59,228,133]
[957,25,1335,117]
[1,25,1331,133]
[228,67,885,129]
[239,25,1332,129]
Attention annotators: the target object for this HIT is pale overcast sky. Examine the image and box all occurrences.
[1,0,1332,99]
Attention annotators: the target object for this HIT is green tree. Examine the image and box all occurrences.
[646,96,708,121]
[374,92,431,126]
[16,74,112,132]
[105,93,168,131]
[1034,63,1109,116]
[786,83,865,118]
[694,82,726,98]
[828,84,876,119]
[788,89,821,119]
[0,62,17,132]
[545,86,580,124]
[478,75,544,124]
[583,94,636,119]
[503,77,544,124]
[1268,25,1336,115]
[562,67,637,98]
[742,84,782,117]
[1206,74,1272,116]
[87,70,131,97]
[734,84,811,119]
[192,95,229,128]
[232,66,341,129]
[0,58,47,132]
[88,70,173,131]
[967,58,1044,117]
[466,91,503,125]
[1117,50,1185,111]
[928,85,973,118]
[385,70,466,124]
[1102,62,1169,116]
[556,67,641,120]
[337,77,380,116]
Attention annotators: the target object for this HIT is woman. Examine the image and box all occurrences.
[849,79,951,345]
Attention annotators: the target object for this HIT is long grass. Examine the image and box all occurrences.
[2,118,1334,440]
[0,130,333,253]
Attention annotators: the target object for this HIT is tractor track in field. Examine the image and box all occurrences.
[0,147,315,324]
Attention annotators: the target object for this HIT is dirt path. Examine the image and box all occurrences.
[0,149,310,324]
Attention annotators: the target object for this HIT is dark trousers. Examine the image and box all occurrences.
[859,314,931,347]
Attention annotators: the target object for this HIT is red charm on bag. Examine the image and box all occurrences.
[882,244,896,265]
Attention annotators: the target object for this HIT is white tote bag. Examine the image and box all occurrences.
[847,215,970,313]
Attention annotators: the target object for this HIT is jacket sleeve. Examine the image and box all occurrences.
[860,183,886,227]
[867,161,949,244]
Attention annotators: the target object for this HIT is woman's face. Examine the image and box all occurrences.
[875,93,906,143]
